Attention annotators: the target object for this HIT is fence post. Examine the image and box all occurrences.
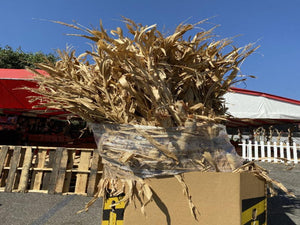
[254,141,259,160]
[293,142,298,164]
[241,140,246,159]
[247,140,252,161]
[280,142,284,163]
[286,142,291,164]
[273,142,278,163]
[260,141,265,162]
[267,141,271,162]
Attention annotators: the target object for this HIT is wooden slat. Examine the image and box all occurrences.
[13,148,26,189]
[4,167,52,171]
[18,147,33,192]
[27,190,48,194]
[31,150,47,190]
[48,147,64,194]
[96,154,103,187]
[33,146,94,151]
[63,150,75,193]
[54,150,69,193]
[42,151,55,190]
[75,151,91,194]
[5,146,21,192]
[87,149,100,196]
[0,146,9,176]
[2,167,102,173]
[0,149,13,187]
[18,148,26,167]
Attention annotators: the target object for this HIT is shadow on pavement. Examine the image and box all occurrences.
[268,190,300,225]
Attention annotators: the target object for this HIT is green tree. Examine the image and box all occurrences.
[0,45,57,69]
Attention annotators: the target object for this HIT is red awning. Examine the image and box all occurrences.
[0,69,69,119]
[0,78,37,109]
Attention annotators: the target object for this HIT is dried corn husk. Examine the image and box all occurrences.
[26,17,257,127]
[233,161,295,198]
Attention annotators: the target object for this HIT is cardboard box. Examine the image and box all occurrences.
[123,172,267,225]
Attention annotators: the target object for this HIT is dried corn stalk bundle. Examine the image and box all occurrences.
[27,18,257,127]
[25,18,265,218]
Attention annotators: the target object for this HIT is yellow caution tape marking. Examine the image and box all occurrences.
[242,197,266,225]
[102,195,125,225]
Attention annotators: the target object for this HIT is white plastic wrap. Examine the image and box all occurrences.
[89,121,243,178]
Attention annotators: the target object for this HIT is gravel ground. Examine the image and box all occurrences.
[0,162,299,225]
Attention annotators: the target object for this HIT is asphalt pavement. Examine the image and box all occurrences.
[0,193,102,225]
[0,162,299,225]
[257,162,300,225]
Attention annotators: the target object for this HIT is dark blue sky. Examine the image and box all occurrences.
[1,0,300,100]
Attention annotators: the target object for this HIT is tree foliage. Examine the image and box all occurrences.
[0,45,57,69]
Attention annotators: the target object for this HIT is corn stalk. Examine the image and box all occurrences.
[27,17,258,127]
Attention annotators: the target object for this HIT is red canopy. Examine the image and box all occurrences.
[0,70,37,109]
[0,69,68,118]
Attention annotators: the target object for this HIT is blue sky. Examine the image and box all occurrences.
[1,0,300,100]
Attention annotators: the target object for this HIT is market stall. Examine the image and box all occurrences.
[0,69,94,147]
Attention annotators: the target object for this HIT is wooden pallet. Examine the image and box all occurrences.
[0,145,103,196]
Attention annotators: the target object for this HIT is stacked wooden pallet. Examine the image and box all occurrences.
[0,145,102,196]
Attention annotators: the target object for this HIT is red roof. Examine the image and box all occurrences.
[0,68,46,80]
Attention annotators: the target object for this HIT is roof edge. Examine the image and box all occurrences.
[229,87,300,106]
[0,68,46,80]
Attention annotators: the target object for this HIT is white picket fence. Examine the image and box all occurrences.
[239,140,299,164]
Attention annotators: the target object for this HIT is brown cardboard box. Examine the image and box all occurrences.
[123,172,267,225]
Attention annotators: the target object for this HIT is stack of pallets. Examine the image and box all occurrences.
[0,145,103,196]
